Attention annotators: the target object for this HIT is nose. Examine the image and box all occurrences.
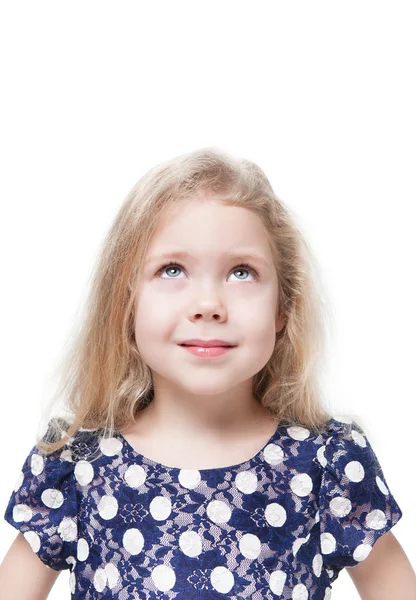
[187,284,226,322]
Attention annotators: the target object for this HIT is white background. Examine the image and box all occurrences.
[0,2,415,598]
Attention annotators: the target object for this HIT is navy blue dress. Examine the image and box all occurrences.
[4,417,402,599]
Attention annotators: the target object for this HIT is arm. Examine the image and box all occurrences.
[347,531,416,600]
[0,532,60,600]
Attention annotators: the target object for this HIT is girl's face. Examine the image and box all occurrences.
[134,195,282,398]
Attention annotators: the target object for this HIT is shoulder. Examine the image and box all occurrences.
[37,419,105,463]
[282,417,367,462]
[12,421,106,497]
[317,417,383,481]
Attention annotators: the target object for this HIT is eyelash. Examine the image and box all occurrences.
[155,261,260,281]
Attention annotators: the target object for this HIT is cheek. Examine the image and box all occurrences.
[238,292,277,331]
[241,307,277,358]
[247,321,277,355]
[133,289,176,349]
[133,308,165,369]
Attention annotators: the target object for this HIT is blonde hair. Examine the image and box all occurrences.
[36,147,361,459]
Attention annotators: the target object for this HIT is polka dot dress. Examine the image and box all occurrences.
[3,417,402,599]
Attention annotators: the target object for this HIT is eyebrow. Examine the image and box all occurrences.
[145,250,272,268]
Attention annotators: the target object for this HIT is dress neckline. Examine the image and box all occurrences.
[115,422,286,473]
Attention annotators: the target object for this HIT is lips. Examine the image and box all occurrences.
[180,344,235,358]
[180,344,234,347]
[179,339,235,348]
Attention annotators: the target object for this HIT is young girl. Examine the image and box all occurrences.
[1,148,414,600]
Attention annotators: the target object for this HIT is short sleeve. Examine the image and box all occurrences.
[318,420,403,571]
[3,434,78,571]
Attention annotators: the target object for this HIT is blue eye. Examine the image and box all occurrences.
[156,262,259,281]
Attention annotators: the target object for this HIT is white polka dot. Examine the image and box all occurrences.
[351,429,367,447]
[329,497,352,517]
[23,531,40,552]
[269,570,287,595]
[69,571,76,594]
[287,426,310,441]
[123,528,144,555]
[320,532,336,554]
[292,583,309,600]
[211,566,234,593]
[152,564,176,592]
[376,476,389,495]
[98,495,118,520]
[58,517,77,542]
[292,582,308,599]
[150,496,172,521]
[345,461,365,482]
[312,553,323,577]
[14,471,24,492]
[77,538,89,561]
[239,533,261,559]
[31,454,44,476]
[124,464,147,488]
[13,504,33,523]
[100,437,123,456]
[207,500,232,524]
[178,469,201,490]
[317,445,327,468]
[74,461,94,486]
[93,568,107,592]
[366,509,387,530]
[235,470,258,494]
[293,535,309,557]
[353,543,373,562]
[263,444,284,465]
[292,538,308,556]
[290,473,313,497]
[66,556,76,571]
[179,531,202,557]
[41,488,64,509]
[265,502,287,527]
[105,563,120,590]
[324,587,332,599]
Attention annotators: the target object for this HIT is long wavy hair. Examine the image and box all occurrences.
[36,147,363,459]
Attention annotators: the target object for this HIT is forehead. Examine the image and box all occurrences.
[147,199,274,259]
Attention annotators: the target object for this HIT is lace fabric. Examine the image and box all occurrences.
[3,418,402,599]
